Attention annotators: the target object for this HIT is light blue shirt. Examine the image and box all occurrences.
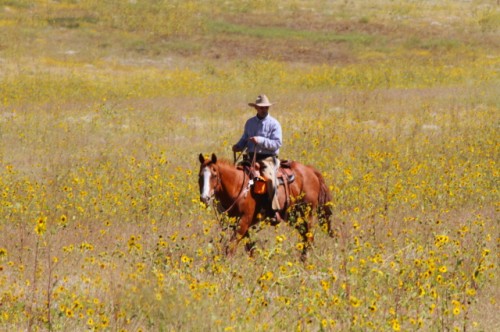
[235,114,282,155]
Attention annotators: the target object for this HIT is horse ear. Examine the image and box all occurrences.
[199,153,205,164]
[211,153,217,164]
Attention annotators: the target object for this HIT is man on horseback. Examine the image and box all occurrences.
[232,94,282,220]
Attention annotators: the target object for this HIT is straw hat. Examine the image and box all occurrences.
[248,94,273,107]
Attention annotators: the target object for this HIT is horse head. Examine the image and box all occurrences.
[198,153,219,204]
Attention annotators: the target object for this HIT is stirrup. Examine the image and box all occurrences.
[268,211,284,225]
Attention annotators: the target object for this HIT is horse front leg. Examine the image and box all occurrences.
[225,215,252,257]
[244,234,256,257]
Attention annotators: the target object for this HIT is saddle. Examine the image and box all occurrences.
[275,160,295,217]
[237,159,295,214]
[237,159,295,185]
[277,160,295,185]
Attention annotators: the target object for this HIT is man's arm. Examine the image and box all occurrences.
[253,120,282,153]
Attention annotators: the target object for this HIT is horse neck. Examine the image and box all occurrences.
[217,163,246,200]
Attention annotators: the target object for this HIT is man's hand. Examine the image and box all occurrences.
[232,145,242,152]
[249,136,259,144]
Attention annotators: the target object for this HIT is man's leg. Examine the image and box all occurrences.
[261,157,280,211]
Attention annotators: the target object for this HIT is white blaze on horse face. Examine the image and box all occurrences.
[200,166,212,203]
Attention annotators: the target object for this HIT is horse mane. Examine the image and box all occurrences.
[214,158,234,167]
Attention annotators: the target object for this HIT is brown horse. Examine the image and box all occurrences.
[198,153,334,260]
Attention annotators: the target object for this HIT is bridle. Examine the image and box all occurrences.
[199,152,258,241]
[202,162,252,215]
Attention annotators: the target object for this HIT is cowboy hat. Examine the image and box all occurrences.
[248,94,273,107]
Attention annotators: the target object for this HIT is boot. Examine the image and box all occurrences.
[268,211,284,226]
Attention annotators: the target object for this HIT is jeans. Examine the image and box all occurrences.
[259,156,280,210]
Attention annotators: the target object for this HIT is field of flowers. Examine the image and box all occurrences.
[0,0,498,331]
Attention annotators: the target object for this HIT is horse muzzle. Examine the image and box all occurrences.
[200,194,213,205]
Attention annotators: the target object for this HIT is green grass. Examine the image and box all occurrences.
[208,20,374,45]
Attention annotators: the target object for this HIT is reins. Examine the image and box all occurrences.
[211,162,252,215]
[210,148,258,235]
[233,147,248,164]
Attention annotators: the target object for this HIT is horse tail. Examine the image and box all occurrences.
[314,170,331,204]
[314,169,333,216]
[313,168,335,237]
